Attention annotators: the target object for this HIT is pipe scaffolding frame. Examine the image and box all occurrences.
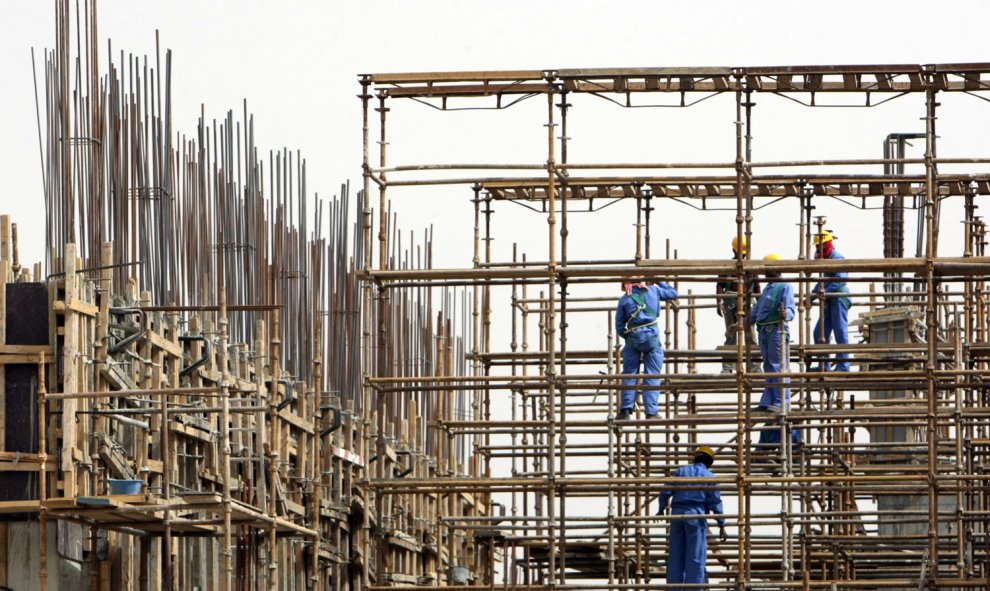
[358,65,990,591]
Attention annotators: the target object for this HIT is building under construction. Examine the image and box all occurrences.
[5,4,990,591]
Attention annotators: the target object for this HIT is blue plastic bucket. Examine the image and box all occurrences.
[108,479,144,495]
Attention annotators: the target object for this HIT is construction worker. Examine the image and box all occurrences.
[716,236,760,373]
[657,446,727,589]
[615,280,679,420]
[812,230,852,372]
[751,254,800,449]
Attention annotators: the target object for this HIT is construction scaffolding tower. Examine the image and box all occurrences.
[360,65,990,590]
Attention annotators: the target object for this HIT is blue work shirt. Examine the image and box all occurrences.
[658,462,725,527]
[812,249,849,295]
[751,281,796,327]
[615,283,679,337]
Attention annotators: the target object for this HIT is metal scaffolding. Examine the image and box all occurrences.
[359,65,990,590]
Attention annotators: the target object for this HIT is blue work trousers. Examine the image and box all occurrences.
[814,298,850,372]
[667,506,708,590]
[758,326,790,411]
[621,343,663,416]
[757,412,801,448]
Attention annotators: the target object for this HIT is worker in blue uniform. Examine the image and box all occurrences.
[614,280,679,420]
[657,446,727,589]
[812,230,852,372]
[751,254,800,449]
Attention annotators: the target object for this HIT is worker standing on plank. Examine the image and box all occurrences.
[657,445,727,589]
[751,254,800,449]
[615,280,679,421]
[715,236,761,373]
[811,230,852,372]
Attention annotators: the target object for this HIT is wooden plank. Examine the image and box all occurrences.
[52,298,99,317]
[0,344,53,355]
[0,354,52,365]
[0,461,51,472]
[277,407,314,434]
[0,499,40,513]
[147,329,183,358]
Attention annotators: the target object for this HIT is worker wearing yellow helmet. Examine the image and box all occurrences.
[716,236,761,373]
[657,445,726,588]
[811,230,852,372]
[751,254,800,449]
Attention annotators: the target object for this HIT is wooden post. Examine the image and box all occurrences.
[38,351,48,591]
[62,243,79,498]
[0,215,11,269]
[92,242,112,591]
[0,224,7,590]
[267,310,280,591]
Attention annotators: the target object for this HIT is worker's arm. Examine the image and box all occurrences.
[615,298,628,337]
[653,282,678,302]
[657,468,678,514]
[783,284,796,322]
[827,251,849,285]
[705,486,726,529]
[715,279,725,316]
[657,488,672,515]
[750,292,764,325]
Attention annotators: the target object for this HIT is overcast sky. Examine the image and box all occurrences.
[4,1,990,268]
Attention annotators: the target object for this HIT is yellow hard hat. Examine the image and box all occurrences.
[814,230,836,245]
[731,235,747,255]
[763,253,782,261]
[695,446,716,461]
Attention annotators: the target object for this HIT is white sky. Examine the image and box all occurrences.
[2,0,988,568]
[4,1,990,270]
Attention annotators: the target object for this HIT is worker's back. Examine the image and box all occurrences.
[660,462,723,518]
[751,281,795,327]
[817,249,849,293]
[615,283,678,351]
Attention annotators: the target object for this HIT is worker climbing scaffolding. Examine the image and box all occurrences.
[614,280,679,420]
[812,229,853,372]
[751,254,800,449]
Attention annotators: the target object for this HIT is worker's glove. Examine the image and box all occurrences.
[716,302,723,317]
[719,525,728,543]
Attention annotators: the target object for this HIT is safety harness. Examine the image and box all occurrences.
[835,285,852,310]
[822,253,853,310]
[756,282,785,328]
[623,290,660,336]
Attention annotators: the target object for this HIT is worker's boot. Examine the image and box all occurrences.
[721,363,734,374]
[615,409,631,421]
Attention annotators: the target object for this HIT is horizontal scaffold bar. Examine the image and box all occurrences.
[363,256,990,284]
[367,63,990,99]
